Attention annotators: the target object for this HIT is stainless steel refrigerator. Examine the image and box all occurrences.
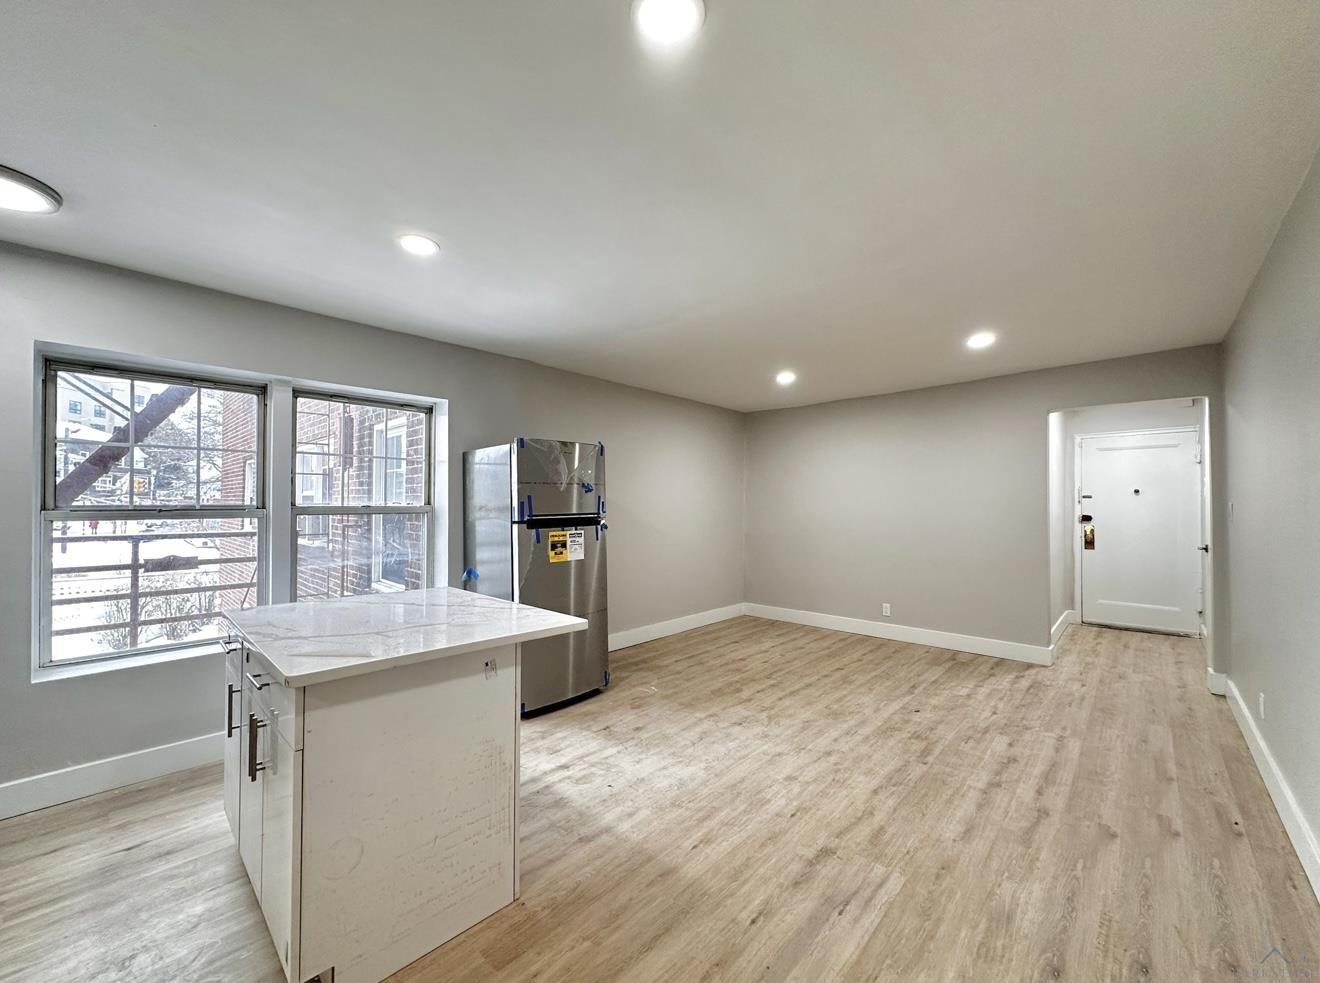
[463,438,608,713]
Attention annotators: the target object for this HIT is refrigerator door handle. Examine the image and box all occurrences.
[521,514,602,530]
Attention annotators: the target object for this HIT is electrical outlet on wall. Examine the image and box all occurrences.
[1258,692,1265,720]
[882,603,891,618]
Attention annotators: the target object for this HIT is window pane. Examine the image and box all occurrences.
[204,388,259,452]
[52,371,132,441]
[134,446,198,506]
[48,517,259,663]
[53,439,132,507]
[294,451,343,506]
[294,512,426,600]
[139,386,200,447]
[295,398,346,456]
[203,449,259,506]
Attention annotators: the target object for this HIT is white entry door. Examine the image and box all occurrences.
[1079,429,1202,635]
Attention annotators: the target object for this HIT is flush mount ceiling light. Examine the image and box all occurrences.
[397,233,441,257]
[0,164,62,214]
[633,0,705,46]
[965,330,997,350]
[775,369,797,386]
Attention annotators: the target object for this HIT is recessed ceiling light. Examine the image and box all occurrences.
[775,369,797,386]
[0,164,61,214]
[965,330,997,350]
[633,0,705,46]
[397,233,440,257]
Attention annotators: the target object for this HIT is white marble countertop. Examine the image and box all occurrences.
[222,588,586,687]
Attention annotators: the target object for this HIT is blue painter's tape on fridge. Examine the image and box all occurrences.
[518,437,525,448]
[526,493,534,516]
[462,567,479,582]
[597,440,604,456]
[582,481,594,494]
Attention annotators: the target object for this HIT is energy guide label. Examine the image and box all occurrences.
[548,530,586,563]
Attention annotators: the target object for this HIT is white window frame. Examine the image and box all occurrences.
[290,390,434,601]
[38,359,269,671]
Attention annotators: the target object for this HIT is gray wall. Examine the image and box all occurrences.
[0,244,746,784]
[744,347,1223,649]
[1222,152,1320,842]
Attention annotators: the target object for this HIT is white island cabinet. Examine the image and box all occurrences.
[221,588,586,983]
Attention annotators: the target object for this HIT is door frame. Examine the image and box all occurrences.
[1072,426,1206,633]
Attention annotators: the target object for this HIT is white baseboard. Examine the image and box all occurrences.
[0,731,223,821]
[1206,668,1227,696]
[1051,609,1078,646]
[608,603,747,652]
[744,604,1053,667]
[1226,681,1320,905]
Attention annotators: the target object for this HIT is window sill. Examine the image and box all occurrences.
[32,641,223,684]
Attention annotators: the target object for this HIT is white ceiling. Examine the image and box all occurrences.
[3,1,1319,412]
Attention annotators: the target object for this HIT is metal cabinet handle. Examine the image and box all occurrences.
[226,683,240,738]
[247,713,267,782]
[245,671,270,690]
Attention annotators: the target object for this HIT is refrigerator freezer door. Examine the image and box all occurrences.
[514,439,605,519]
[515,521,608,711]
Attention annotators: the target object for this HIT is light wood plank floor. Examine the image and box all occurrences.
[2,618,1317,982]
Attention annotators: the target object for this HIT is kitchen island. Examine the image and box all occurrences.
[221,588,586,983]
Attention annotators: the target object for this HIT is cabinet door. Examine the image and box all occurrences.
[223,645,242,842]
[261,729,300,980]
[238,677,265,896]
[299,646,518,983]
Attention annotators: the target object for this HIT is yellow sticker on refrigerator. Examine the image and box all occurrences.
[548,530,585,563]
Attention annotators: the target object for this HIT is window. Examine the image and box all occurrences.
[38,357,441,671]
[40,363,264,666]
[292,394,431,600]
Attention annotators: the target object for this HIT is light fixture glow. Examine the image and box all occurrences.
[775,369,797,386]
[633,0,705,46]
[397,233,441,257]
[0,164,61,214]
[965,330,997,350]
